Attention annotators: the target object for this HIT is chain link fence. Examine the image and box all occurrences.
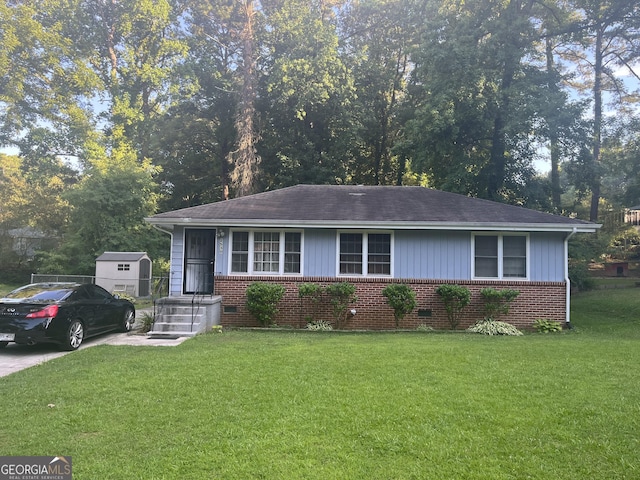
[29,274,169,298]
[31,274,96,284]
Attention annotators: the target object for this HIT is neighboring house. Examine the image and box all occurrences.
[625,205,640,226]
[145,185,599,330]
[8,227,48,259]
[95,252,152,297]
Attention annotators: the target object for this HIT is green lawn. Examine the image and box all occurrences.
[2,289,640,479]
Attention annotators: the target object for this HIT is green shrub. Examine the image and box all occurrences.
[246,282,286,326]
[568,259,595,291]
[113,291,136,304]
[435,284,471,329]
[325,282,357,329]
[467,319,523,336]
[139,312,155,333]
[479,288,519,321]
[298,283,324,322]
[533,319,563,333]
[382,284,417,328]
[306,320,333,331]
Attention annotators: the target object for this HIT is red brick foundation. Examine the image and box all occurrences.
[214,276,567,330]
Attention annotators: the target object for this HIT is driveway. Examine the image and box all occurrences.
[0,312,189,378]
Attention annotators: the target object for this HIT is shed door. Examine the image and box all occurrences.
[184,229,215,295]
[139,258,151,297]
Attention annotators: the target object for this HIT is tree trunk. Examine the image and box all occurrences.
[589,27,603,222]
[546,37,562,210]
[230,0,260,197]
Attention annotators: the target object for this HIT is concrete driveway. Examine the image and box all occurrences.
[0,314,189,378]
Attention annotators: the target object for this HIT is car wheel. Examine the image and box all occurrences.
[0,341,8,349]
[62,320,84,351]
[121,308,135,332]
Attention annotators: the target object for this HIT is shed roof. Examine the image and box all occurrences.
[96,252,149,262]
[147,185,599,233]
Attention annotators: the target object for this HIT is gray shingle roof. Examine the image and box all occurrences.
[147,185,598,232]
[96,252,148,262]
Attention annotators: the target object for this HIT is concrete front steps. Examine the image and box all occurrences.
[147,296,222,339]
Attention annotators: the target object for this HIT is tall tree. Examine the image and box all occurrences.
[229,0,261,196]
[340,0,415,185]
[259,0,356,188]
[74,0,188,163]
[48,132,164,274]
[0,1,96,151]
[561,0,640,220]
[406,0,547,201]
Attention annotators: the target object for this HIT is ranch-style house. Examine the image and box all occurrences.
[145,184,599,335]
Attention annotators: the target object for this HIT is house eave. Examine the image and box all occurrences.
[145,217,600,233]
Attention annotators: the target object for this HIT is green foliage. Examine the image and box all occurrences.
[533,319,563,333]
[382,284,417,328]
[259,0,357,188]
[569,232,610,263]
[435,284,471,330]
[467,319,523,336]
[298,282,324,322]
[211,325,223,334]
[139,312,155,334]
[324,282,357,329]
[113,291,136,304]
[479,288,520,321]
[607,227,640,260]
[5,0,639,278]
[306,320,333,331]
[246,282,286,327]
[568,259,595,292]
[298,282,323,298]
[416,323,434,332]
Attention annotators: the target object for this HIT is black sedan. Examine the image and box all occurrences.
[0,283,135,351]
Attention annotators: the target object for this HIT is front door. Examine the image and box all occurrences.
[184,229,216,294]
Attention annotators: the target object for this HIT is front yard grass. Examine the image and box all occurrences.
[1,289,640,479]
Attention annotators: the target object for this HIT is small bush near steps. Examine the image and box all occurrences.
[139,312,155,333]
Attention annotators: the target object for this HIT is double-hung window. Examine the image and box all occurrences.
[338,232,391,276]
[231,231,302,275]
[473,234,527,279]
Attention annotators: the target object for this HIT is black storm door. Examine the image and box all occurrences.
[184,229,215,294]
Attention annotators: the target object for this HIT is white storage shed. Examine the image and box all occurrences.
[95,252,152,297]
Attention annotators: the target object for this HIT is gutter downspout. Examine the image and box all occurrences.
[564,227,578,328]
[150,223,174,296]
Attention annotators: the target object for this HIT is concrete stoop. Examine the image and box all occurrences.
[147,296,222,339]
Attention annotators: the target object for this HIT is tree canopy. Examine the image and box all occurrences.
[1,0,639,276]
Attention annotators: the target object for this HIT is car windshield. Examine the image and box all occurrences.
[3,284,75,303]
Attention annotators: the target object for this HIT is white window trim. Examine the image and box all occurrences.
[336,231,394,278]
[229,229,304,276]
[471,233,530,280]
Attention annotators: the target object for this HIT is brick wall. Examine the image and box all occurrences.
[214,276,567,330]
